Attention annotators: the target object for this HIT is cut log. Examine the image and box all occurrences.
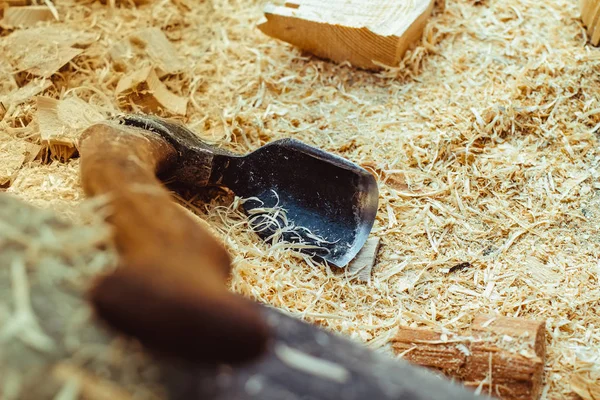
[116,67,188,115]
[258,0,435,70]
[580,0,600,45]
[2,5,54,27]
[391,315,546,400]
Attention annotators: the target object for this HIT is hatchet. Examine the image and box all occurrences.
[78,116,480,399]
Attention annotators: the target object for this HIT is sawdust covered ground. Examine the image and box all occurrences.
[1,0,600,398]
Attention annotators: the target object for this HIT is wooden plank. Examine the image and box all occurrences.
[258,0,435,70]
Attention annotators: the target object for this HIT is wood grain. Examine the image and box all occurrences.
[391,315,546,400]
[258,0,435,70]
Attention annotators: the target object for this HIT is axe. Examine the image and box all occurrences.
[78,116,480,400]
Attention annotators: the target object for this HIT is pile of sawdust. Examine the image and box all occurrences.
[0,193,166,400]
[1,0,600,398]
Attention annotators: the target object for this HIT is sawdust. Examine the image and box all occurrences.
[0,193,166,400]
[0,0,599,398]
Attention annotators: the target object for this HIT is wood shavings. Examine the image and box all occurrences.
[0,0,599,398]
[116,67,188,115]
[348,236,381,283]
[0,194,165,400]
[0,137,39,185]
[36,96,104,160]
[571,361,600,400]
[2,5,54,27]
[1,26,96,78]
[0,79,52,110]
[110,27,186,76]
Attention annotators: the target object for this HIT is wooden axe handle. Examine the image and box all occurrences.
[79,122,270,364]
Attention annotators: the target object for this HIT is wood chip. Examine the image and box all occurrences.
[36,96,104,160]
[348,237,381,283]
[116,67,188,115]
[0,138,39,185]
[0,79,52,109]
[571,366,600,400]
[258,0,435,69]
[580,0,600,45]
[2,5,54,27]
[111,27,186,76]
[2,27,96,78]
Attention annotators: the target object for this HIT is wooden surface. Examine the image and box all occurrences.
[581,0,600,45]
[258,0,435,70]
[391,315,546,400]
[78,122,269,364]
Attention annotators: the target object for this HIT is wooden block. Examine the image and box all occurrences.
[348,236,380,282]
[2,5,54,27]
[116,67,188,115]
[258,0,435,70]
[391,315,546,400]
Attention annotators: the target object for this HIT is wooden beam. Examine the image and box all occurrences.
[391,315,546,400]
[258,0,435,70]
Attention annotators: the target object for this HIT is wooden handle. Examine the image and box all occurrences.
[79,122,270,364]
